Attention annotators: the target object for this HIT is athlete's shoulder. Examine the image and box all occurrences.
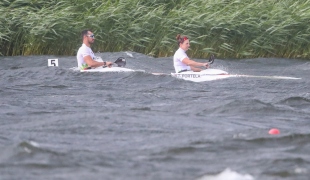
[78,44,91,53]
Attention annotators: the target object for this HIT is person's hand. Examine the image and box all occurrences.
[203,63,209,69]
[106,61,113,68]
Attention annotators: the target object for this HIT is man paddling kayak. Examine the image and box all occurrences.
[173,34,210,73]
[76,29,113,70]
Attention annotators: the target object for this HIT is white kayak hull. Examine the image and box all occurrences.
[171,69,230,82]
[170,68,301,82]
[80,67,135,72]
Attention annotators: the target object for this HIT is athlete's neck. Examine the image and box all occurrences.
[83,42,91,47]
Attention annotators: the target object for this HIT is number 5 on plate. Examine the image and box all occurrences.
[48,59,59,67]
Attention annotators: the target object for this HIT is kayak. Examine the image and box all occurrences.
[171,69,230,82]
[80,67,135,72]
[71,54,301,81]
[169,69,301,82]
[75,57,144,72]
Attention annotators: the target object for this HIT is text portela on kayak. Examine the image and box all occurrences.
[175,74,201,78]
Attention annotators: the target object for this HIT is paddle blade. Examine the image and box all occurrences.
[209,54,215,64]
[115,57,126,67]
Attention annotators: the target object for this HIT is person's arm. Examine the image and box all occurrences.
[182,57,209,68]
[84,55,113,68]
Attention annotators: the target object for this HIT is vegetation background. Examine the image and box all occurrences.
[1,0,310,59]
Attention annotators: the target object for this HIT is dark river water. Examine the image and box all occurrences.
[0,52,310,180]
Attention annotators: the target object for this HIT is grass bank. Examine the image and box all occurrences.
[1,0,310,59]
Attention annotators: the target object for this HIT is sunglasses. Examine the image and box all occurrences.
[87,34,95,38]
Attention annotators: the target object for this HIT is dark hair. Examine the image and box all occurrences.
[176,34,189,45]
[81,29,92,41]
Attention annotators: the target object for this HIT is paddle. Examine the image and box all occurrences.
[114,57,126,67]
[208,54,215,65]
[103,57,126,67]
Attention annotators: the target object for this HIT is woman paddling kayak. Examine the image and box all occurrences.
[173,34,210,73]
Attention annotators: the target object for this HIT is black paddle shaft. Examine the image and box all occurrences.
[208,54,215,64]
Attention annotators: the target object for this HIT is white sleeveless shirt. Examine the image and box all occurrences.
[173,48,191,73]
[76,44,95,69]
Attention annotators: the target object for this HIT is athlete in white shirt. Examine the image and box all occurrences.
[76,29,113,70]
[173,34,209,73]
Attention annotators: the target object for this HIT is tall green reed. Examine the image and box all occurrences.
[1,0,310,59]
